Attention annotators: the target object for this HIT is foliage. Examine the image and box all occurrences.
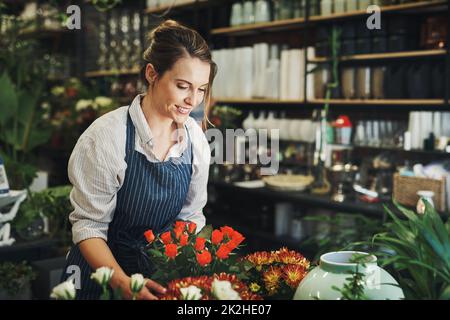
[331,253,370,300]
[301,213,384,263]
[364,201,450,300]
[145,222,248,285]
[0,261,36,297]
[0,16,52,188]
[209,105,243,130]
[241,247,310,299]
[13,185,73,246]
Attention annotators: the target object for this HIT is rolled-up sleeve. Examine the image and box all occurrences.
[177,123,211,233]
[68,133,122,244]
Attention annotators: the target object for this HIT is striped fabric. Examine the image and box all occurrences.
[61,109,194,299]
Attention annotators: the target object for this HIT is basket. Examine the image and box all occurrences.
[393,173,446,212]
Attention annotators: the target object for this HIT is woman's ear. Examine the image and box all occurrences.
[145,63,158,85]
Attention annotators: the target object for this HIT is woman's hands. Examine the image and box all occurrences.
[110,272,167,300]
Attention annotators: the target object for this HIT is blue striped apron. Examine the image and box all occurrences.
[61,109,193,300]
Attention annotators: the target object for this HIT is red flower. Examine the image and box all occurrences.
[211,229,224,245]
[179,233,189,247]
[165,244,178,259]
[196,250,212,267]
[175,221,187,231]
[160,231,172,244]
[65,87,78,98]
[216,244,231,260]
[195,237,206,251]
[174,227,183,240]
[187,222,197,234]
[144,230,155,244]
[220,226,234,239]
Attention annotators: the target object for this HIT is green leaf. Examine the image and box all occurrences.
[0,73,18,127]
[197,224,213,239]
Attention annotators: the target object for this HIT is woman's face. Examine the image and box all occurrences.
[149,56,211,124]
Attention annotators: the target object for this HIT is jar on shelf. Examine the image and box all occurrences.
[355,66,372,99]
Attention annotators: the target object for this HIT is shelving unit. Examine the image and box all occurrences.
[308,49,447,63]
[214,98,446,106]
[84,68,140,78]
[145,0,198,14]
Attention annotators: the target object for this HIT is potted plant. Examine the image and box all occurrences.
[0,261,36,300]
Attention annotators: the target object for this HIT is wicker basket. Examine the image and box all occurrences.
[393,173,446,212]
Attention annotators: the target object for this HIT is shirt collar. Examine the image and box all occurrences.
[129,94,188,150]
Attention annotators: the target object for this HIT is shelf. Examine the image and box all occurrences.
[211,17,306,36]
[309,49,448,63]
[211,1,447,36]
[84,68,140,78]
[349,144,450,156]
[309,0,448,22]
[309,99,446,106]
[209,180,385,217]
[145,0,197,14]
[214,98,446,106]
[18,27,72,39]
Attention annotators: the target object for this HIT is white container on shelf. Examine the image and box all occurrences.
[230,2,243,26]
[320,0,333,15]
[334,0,346,13]
[275,202,294,236]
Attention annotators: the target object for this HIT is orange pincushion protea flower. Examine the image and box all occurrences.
[263,266,282,296]
[244,251,275,268]
[165,243,178,259]
[272,247,310,269]
[159,273,262,300]
[282,264,308,289]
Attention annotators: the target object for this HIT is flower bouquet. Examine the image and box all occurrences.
[159,273,262,300]
[144,222,249,285]
[242,247,310,299]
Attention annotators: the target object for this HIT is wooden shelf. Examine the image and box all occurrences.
[309,99,446,106]
[84,68,140,78]
[309,49,447,63]
[211,17,306,36]
[309,0,448,22]
[214,98,446,106]
[18,27,71,39]
[145,0,197,14]
[211,1,447,36]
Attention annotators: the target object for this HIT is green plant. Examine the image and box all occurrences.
[310,26,341,194]
[361,201,450,300]
[0,261,36,297]
[301,213,384,263]
[332,253,369,300]
[0,16,52,188]
[13,186,73,246]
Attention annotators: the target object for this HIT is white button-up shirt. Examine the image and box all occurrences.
[68,94,211,244]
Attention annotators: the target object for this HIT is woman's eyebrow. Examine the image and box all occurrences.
[176,79,209,87]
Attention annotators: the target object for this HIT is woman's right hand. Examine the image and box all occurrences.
[110,273,167,300]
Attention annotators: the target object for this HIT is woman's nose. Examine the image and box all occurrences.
[185,92,198,107]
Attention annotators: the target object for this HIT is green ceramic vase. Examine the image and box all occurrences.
[293,251,404,300]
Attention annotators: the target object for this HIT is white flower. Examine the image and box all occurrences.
[51,86,65,96]
[416,198,426,215]
[50,279,76,300]
[75,99,94,112]
[130,273,147,293]
[90,267,114,286]
[94,96,113,108]
[180,285,202,300]
[211,279,241,300]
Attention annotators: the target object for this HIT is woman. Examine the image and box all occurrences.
[61,20,217,300]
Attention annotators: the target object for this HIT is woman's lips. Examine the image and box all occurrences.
[175,105,191,115]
